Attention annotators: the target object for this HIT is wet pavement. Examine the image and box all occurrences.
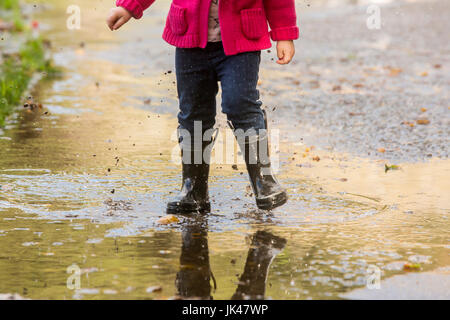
[0,0,448,299]
[341,267,450,299]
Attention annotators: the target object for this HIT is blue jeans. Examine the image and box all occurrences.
[175,42,265,133]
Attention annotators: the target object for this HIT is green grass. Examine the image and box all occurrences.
[0,0,24,30]
[0,0,59,126]
[0,0,20,10]
[0,38,59,126]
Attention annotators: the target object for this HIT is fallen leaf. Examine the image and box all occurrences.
[377,148,386,153]
[385,164,400,173]
[403,263,421,271]
[388,67,403,77]
[420,72,428,77]
[157,215,179,225]
[146,286,163,293]
[353,83,364,88]
[416,119,430,125]
[312,156,320,162]
[420,107,427,112]
[401,121,415,127]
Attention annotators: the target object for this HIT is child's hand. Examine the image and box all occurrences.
[276,40,295,65]
[107,7,132,31]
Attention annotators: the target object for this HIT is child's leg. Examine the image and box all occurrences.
[216,51,265,132]
[167,47,219,214]
[217,50,288,211]
[175,47,219,133]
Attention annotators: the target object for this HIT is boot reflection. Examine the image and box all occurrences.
[231,230,287,300]
[175,218,214,300]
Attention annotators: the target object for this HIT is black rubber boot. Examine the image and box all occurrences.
[236,130,288,211]
[167,130,216,214]
[231,230,287,300]
[175,219,213,299]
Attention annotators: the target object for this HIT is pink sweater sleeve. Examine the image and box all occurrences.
[263,0,299,41]
[116,0,155,19]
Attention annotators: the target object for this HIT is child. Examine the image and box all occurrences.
[107,0,299,214]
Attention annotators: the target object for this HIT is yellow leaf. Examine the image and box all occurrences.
[157,215,179,225]
[403,263,421,271]
[416,119,430,125]
[388,67,402,77]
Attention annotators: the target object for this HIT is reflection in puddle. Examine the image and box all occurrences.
[176,217,213,300]
[175,217,287,300]
[231,230,286,300]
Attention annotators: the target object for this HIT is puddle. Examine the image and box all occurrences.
[0,0,448,299]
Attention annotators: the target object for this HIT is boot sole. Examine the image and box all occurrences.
[256,191,288,211]
[166,201,211,215]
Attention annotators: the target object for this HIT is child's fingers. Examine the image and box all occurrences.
[277,49,294,65]
[276,48,286,64]
[113,16,128,30]
[106,17,115,30]
[277,48,284,60]
[277,50,290,64]
[106,11,119,30]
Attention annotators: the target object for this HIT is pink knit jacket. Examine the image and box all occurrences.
[116,0,299,55]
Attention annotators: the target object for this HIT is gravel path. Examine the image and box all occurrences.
[261,0,449,162]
